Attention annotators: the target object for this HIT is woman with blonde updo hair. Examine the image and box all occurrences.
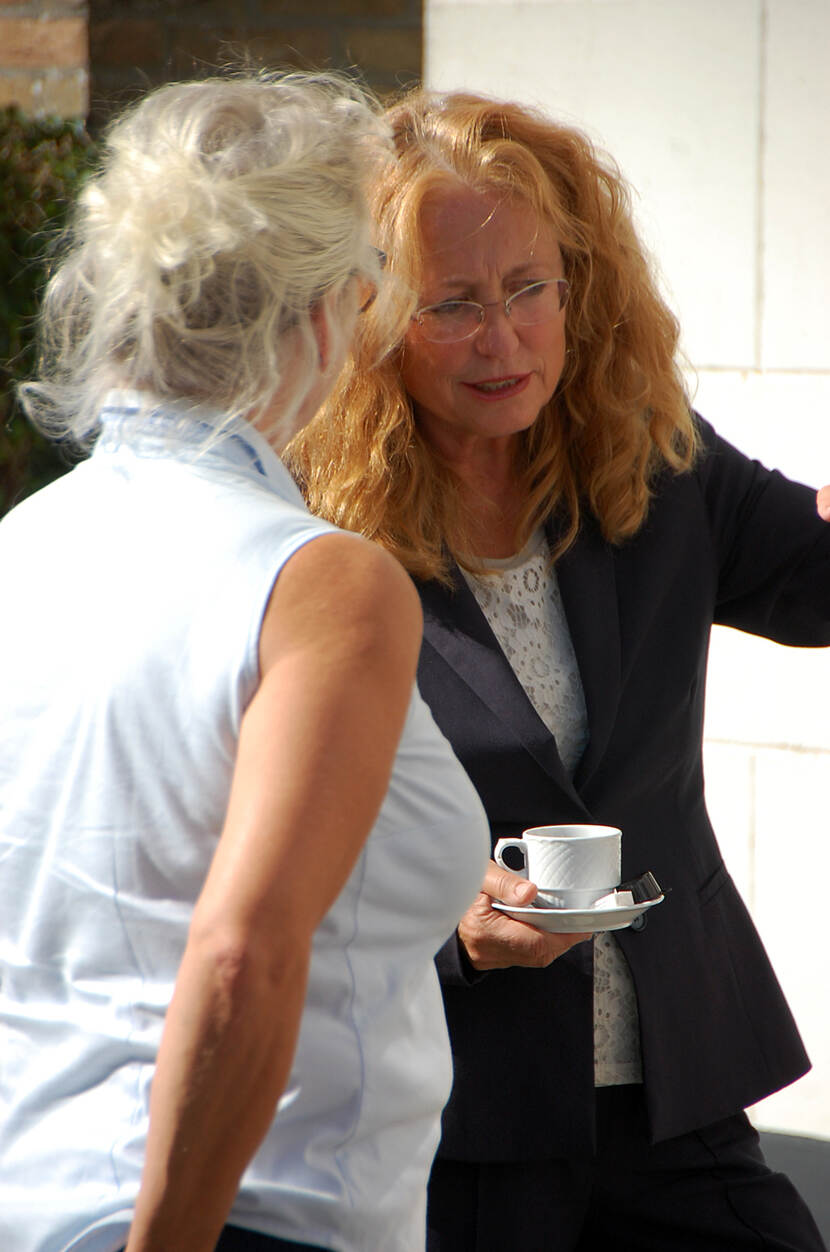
[289,89,830,1251]
[0,74,489,1252]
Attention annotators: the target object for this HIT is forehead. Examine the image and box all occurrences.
[416,184,560,276]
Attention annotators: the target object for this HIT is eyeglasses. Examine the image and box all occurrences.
[412,278,569,344]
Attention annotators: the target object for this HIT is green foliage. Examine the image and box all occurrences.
[0,107,98,517]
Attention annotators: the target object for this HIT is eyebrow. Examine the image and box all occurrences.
[427,262,556,296]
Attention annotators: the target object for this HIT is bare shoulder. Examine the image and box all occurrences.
[260,531,422,670]
[277,530,421,634]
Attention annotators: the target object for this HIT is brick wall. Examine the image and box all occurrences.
[0,0,89,117]
[0,0,422,122]
[88,0,422,128]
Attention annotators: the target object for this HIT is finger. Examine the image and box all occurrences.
[817,485,830,521]
[484,918,592,968]
[480,859,537,905]
[530,928,594,966]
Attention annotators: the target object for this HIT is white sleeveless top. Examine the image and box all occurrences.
[0,395,490,1252]
[461,531,643,1087]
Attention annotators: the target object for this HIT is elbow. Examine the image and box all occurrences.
[185,914,311,1016]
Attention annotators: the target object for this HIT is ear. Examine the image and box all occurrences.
[310,300,330,371]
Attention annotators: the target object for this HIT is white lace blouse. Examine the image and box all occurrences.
[461,529,643,1086]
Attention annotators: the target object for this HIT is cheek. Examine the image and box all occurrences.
[400,333,429,397]
[401,336,459,401]
[539,323,567,389]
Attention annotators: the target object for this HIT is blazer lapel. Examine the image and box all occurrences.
[419,564,584,804]
[552,513,622,787]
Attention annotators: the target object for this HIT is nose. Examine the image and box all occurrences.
[475,301,521,355]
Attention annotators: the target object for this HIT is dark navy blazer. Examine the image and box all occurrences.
[417,417,830,1160]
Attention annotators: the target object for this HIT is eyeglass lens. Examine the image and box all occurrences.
[416,278,568,343]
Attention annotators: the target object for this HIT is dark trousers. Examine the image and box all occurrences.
[427,1085,827,1251]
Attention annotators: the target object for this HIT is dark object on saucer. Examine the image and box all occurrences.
[617,871,664,903]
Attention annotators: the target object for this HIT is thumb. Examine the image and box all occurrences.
[817,485,830,521]
[481,860,537,905]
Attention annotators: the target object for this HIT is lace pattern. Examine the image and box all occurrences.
[461,532,588,773]
[593,930,643,1085]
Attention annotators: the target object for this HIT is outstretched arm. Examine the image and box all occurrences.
[125,533,422,1252]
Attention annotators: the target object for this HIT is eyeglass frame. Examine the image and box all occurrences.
[411,277,570,344]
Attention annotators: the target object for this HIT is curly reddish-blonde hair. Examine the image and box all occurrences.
[287,89,697,582]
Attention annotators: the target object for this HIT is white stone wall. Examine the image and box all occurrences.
[426,0,830,1139]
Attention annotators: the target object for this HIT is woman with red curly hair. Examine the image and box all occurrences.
[289,89,829,1251]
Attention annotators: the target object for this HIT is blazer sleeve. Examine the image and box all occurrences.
[435,930,488,987]
[695,415,830,642]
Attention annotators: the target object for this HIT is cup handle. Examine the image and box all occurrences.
[493,838,528,877]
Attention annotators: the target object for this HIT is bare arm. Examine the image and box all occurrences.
[457,861,591,970]
[125,533,422,1252]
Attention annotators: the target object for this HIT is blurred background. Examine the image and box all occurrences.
[2,0,827,1148]
[0,0,422,515]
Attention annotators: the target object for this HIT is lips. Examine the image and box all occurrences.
[463,374,530,397]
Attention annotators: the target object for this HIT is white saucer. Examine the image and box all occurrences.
[492,894,664,933]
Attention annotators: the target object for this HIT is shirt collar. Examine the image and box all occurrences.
[95,390,305,507]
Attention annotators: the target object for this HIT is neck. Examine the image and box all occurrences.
[454,445,525,559]
[418,424,527,559]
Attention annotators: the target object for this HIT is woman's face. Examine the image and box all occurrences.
[400,185,567,463]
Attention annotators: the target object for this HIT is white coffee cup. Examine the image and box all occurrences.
[493,824,622,909]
